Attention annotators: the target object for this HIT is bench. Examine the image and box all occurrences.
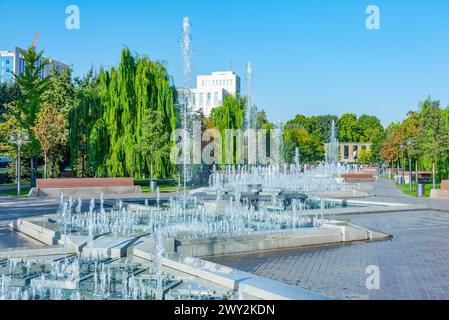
[30,178,142,198]
[340,173,376,183]
[401,172,432,184]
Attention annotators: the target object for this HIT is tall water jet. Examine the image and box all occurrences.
[277,121,285,165]
[181,17,193,204]
[294,147,300,168]
[325,120,340,165]
[245,62,254,130]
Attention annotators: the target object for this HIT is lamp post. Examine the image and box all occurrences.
[400,142,405,186]
[9,130,31,197]
[407,139,413,193]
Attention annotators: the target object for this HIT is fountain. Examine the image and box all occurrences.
[0,17,389,302]
[0,161,389,301]
[325,120,340,165]
[180,16,193,205]
[294,147,300,168]
[245,62,256,130]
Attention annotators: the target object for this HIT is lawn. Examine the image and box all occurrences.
[396,182,439,198]
[141,185,185,194]
[135,179,194,194]
[0,187,31,198]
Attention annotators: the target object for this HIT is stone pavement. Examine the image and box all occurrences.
[0,226,43,250]
[209,179,449,300]
[365,179,449,211]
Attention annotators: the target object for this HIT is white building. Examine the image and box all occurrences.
[181,71,241,116]
[0,47,68,84]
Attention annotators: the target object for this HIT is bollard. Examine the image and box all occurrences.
[417,184,425,197]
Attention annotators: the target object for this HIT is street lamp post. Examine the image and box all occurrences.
[407,139,413,193]
[400,142,405,186]
[9,130,31,197]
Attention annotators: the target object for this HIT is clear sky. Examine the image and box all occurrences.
[1,0,449,125]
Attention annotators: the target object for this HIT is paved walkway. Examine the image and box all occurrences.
[365,179,449,211]
[209,179,449,300]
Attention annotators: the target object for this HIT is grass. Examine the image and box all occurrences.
[0,187,31,198]
[396,182,440,198]
[141,185,188,194]
[135,179,195,194]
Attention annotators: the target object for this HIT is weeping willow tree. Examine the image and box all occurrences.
[210,94,246,165]
[69,48,176,178]
[68,69,103,177]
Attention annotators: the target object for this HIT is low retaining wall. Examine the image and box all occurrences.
[130,251,330,300]
[36,178,134,189]
[430,189,449,199]
[430,180,449,199]
[30,178,142,198]
[174,224,389,258]
[31,186,142,198]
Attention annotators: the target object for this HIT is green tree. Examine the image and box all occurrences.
[42,68,75,114]
[41,67,75,177]
[283,128,322,164]
[0,103,21,157]
[0,83,21,117]
[68,49,176,179]
[359,149,375,165]
[135,109,172,180]
[358,115,384,142]
[210,94,246,164]
[314,115,339,143]
[14,47,50,131]
[414,97,449,188]
[32,103,66,178]
[255,110,274,129]
[338,113,361,143]
[69,69,103,177]
[380,122,403,169]
[285,114,316,133]
[1,48,50,183]
[0,84,22,156]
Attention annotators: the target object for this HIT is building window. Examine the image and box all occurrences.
[207,93,211,106]
[214,92,219,105]
[200,93,205,106]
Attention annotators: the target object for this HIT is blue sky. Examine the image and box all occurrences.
[1,0,449,125]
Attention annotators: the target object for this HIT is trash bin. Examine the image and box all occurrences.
[417,184,425,197]
[150,180,157,191]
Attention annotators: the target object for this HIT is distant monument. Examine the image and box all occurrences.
[325,120,340,165]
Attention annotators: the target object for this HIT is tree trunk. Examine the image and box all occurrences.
[30,158,35,188]
[151,162,154,182]
[432,159,436,189]
[397,161,400,178]
[44,153,47,179]
[415,159,419,186]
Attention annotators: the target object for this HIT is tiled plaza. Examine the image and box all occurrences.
[209,181,449,300]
